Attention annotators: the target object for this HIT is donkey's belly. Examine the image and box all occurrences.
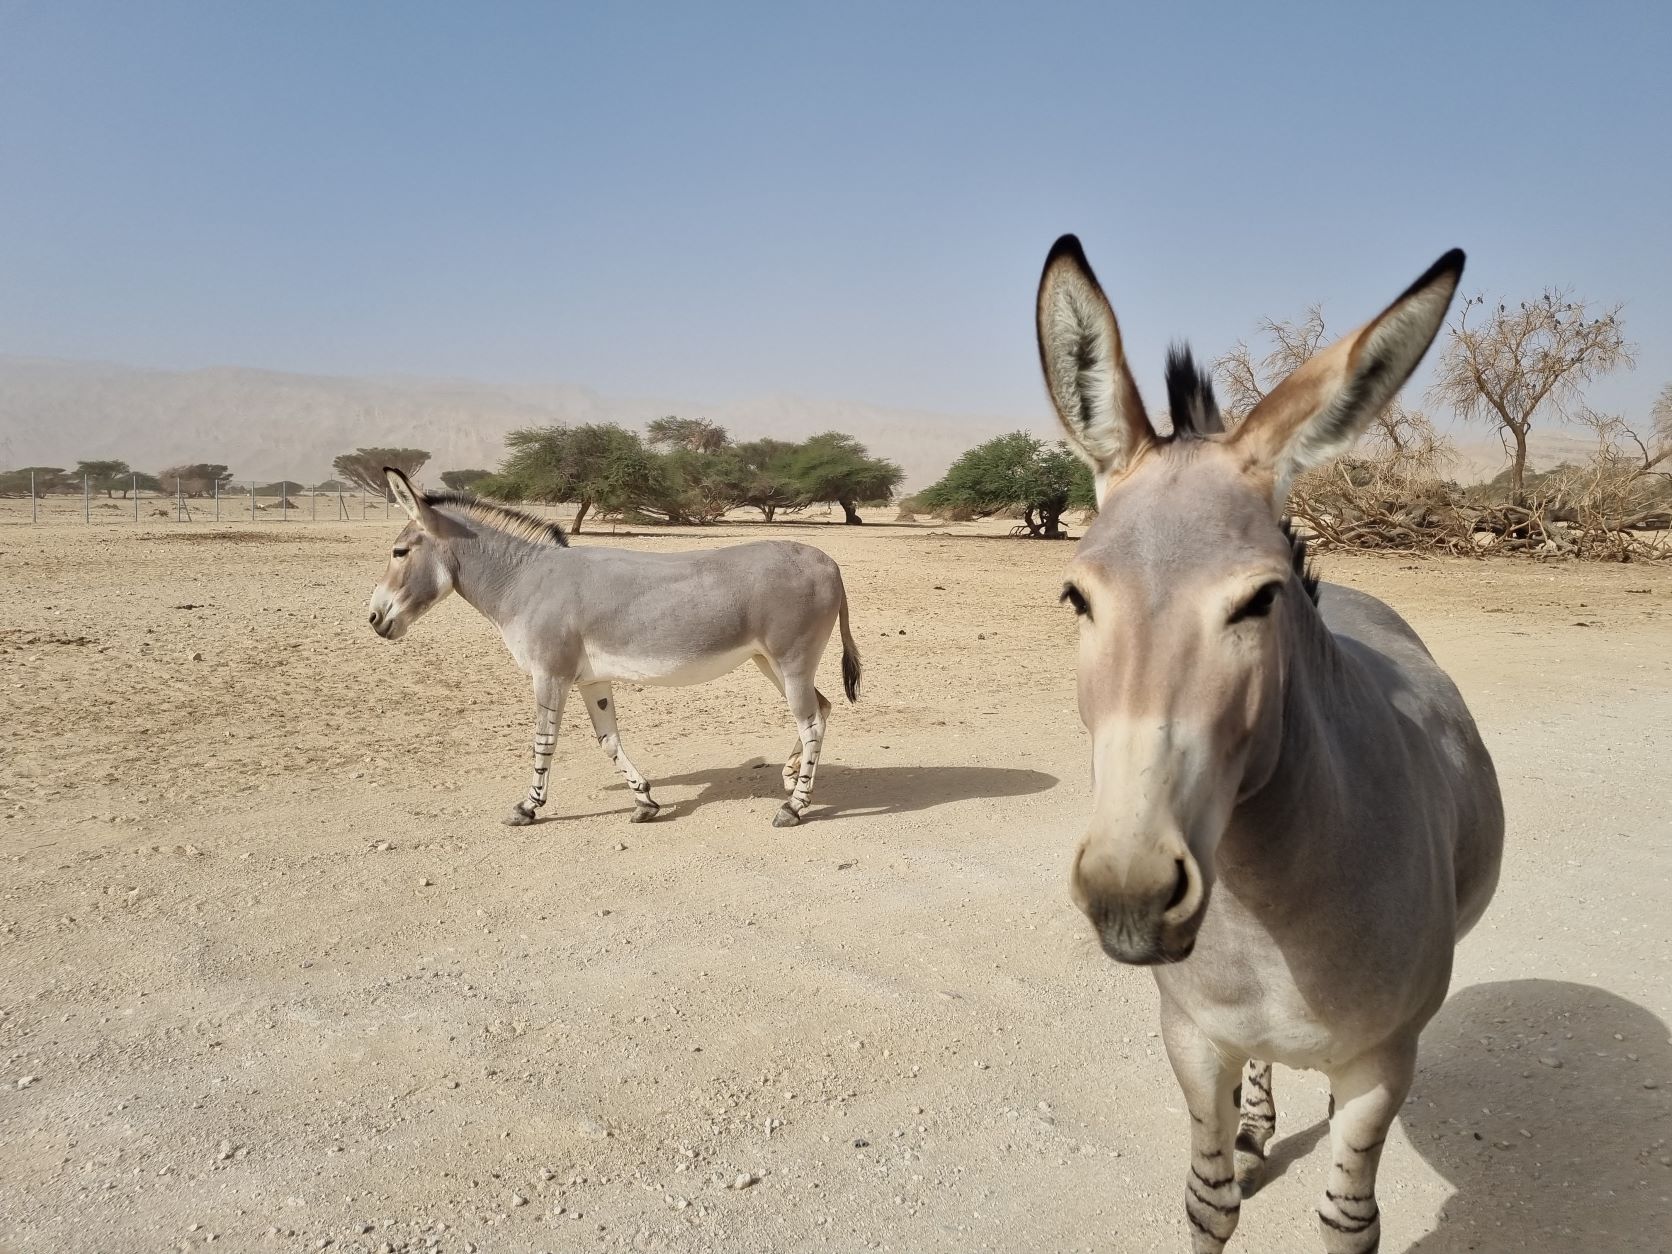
[577,641,758,687]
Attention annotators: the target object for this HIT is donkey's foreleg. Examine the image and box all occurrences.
[504,678,569,826]
[1161,1004,1243,1253]
[1316,1045,1414,1254]
[1234,1059,1277,1196]
[771,674,827,828]
[580,682,660,822]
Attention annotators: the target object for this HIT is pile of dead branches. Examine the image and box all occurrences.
[1289,411,1671,561]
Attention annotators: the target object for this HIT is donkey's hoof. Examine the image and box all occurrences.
[502,806,537,827]
[1234,1140,1267,1198]
[772,805,801,828]
[630,803,661,824]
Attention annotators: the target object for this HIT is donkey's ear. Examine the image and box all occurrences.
[385,467,439,531]
[1232,249,1464,504]
[1036,235,1155,498]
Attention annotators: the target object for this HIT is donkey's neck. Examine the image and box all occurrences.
[444,524,568,625]
[1218,592,1353,880]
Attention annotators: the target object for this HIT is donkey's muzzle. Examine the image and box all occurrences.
[1072,840,1207,966]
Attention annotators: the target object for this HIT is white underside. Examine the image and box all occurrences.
[576,641,760,687]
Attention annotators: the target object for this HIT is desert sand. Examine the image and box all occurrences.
[2,508,1669,1254]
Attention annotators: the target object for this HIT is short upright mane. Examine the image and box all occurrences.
[1164,344,1224,438]
[427,490,569,547]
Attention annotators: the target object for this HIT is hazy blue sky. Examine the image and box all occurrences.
[2,1,1667,424]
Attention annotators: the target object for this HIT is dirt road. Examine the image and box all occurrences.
[3,514,1669,1253]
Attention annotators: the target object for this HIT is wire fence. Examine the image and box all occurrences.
[2,473,414,526]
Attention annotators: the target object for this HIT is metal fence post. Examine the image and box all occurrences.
[281,480,289,520]
[215,478,221,522]
[176,478,183,522]
[133,473,138,522]
[311,484,317,521]
[250,481,256,522]
[31,470,37,523]
[83,473,89,523]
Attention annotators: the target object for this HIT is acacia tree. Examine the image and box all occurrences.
[788,431,903,524]
[440,468,491,491]
[333,447,431,498]
[0,467,68,496]
[481,423,693,532]
[159,463,234,497]
[918,433,1094,538]
[1431,292,1632,504]
[729,438,805,521]
[74,459,132,497]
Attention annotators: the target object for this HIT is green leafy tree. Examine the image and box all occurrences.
[481,423,691,532]
[728,438,807,522]
[440,468,492,491]
[0,467,68,496]
[74,459,132,497]
[332,447,431,499]
[919,432,1094,538]
[159,463,234,497]
[788,431,904,525]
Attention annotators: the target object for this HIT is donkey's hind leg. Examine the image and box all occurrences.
[771,670,827,828]
[1234,1059,1277,1197]
[753,656,831,793]
[580,682,660,822]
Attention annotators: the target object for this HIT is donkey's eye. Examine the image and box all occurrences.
[392,547,409,559]
[1060,584,1091,619]
[1229,581,1282,624]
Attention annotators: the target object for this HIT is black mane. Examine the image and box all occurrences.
[424,490,569,547]
[1279,516,1320,604]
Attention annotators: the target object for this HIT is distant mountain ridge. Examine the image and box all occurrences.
[0,355,1047,490]
[0,353,1579,489]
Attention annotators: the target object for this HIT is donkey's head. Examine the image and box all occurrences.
[367,468,458,640]
[1040,235,1462,964]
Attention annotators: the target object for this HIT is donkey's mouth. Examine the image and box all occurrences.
[1098,932,1196,966]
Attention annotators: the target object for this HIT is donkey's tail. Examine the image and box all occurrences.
[837,582,862,703]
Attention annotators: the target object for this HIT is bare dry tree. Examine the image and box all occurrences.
[1430,292,1632,505]
[1216,305,1327,424]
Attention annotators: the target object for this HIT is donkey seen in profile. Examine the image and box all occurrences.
[1036,236,1503,1252]
[367,468,861,828]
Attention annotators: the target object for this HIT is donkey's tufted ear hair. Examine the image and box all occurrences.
[1036,235,1157,501]
[385,467,440,532]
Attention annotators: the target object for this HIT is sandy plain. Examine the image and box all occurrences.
[2,505,1669,1254]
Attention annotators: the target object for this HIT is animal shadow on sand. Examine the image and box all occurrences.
[1397,979,1671,1253]
[600,760,1057,821]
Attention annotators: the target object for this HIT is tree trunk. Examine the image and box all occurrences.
[762,504,776,522]
[573,499,590,534]
[1510,428,1530,507]
[1039,505,1066,539]
[839,498,863,525]
[1022,506,1042,536]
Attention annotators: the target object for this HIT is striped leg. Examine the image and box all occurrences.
[1316,1047,1413,1253]
[1161,1003,1243,1252]
[771,674,827,828]
[752,656,829,793]
[504,678,568,826]
[581,683,659,822]
[1234,1059,1277,1196]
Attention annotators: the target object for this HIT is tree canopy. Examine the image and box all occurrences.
[159,464,234,497]
[918,432,1093,538]
[786,432,904,525]
[439,468,492,491]
[333,447,431,498]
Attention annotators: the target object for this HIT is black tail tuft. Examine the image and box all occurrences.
[841,645,861,703]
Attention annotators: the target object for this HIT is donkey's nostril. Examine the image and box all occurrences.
[1165,858,1190,912]
[368,611,380,625]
